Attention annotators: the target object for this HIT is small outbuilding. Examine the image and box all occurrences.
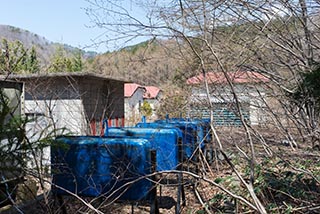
[124,83,146,125]
[8,72,126,136]
[1,73,126,199]
[187,70,270,126]
[124,84,163,124]
[143,86,162,120]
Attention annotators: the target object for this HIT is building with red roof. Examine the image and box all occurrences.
[186,71,269,85]
[143,86,162,120]
[143,86,161,99]
[124,83,162,123]
[187,70,270,126]
[124,83,143,97]
[124,83,146,125]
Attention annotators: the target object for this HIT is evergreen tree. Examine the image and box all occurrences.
[0,39,40,74]
[28,46,40,73]
[0,39,9,73]
[48,46,67,72]
[72,50,84,72]
[48,46,84,72]
[14,41,28,72]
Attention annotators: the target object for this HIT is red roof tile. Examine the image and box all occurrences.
[124,83,145,97]
[143,86,161,99]
[187,71,269,85]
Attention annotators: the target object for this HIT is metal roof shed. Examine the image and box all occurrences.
[7,72,127,136]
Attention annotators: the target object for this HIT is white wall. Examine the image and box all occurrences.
[189,84,267,125]
[24,99,85,173]
[25,99,85,135]
[13,75,125,178]
[125,88,145,125]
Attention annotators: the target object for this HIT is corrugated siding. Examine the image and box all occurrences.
[189,102,250,126]
[79,78,124,135]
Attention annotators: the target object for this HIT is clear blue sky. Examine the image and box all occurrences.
[0,0,144,53]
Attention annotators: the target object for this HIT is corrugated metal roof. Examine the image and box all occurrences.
[143,86,161,99]
[187,71,269,85]
[124,83,145,97]
[2,72,129,83]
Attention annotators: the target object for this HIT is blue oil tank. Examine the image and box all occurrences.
[135,122,192,161]
[105,127,180,171]
[155,119,205,158]
[51,136,154,201]
[161,118,213,164]
[194,118,212,144]
[177,118,211,145]
[163,118,210,147]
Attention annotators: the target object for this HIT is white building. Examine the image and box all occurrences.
[9,72,126,136]
[187,70,270,126]
[143,86,162,120]
[7,73,126,171]
[124,83,146,126]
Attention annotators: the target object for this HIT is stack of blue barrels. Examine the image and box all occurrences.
[137,116,211,162]
[51,116,212,213]
[51,136,155,201]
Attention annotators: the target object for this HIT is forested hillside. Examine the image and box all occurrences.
[0,25,55,65]
[87,39,195,86]
[0,24,186,86]
[0,25,97,73]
